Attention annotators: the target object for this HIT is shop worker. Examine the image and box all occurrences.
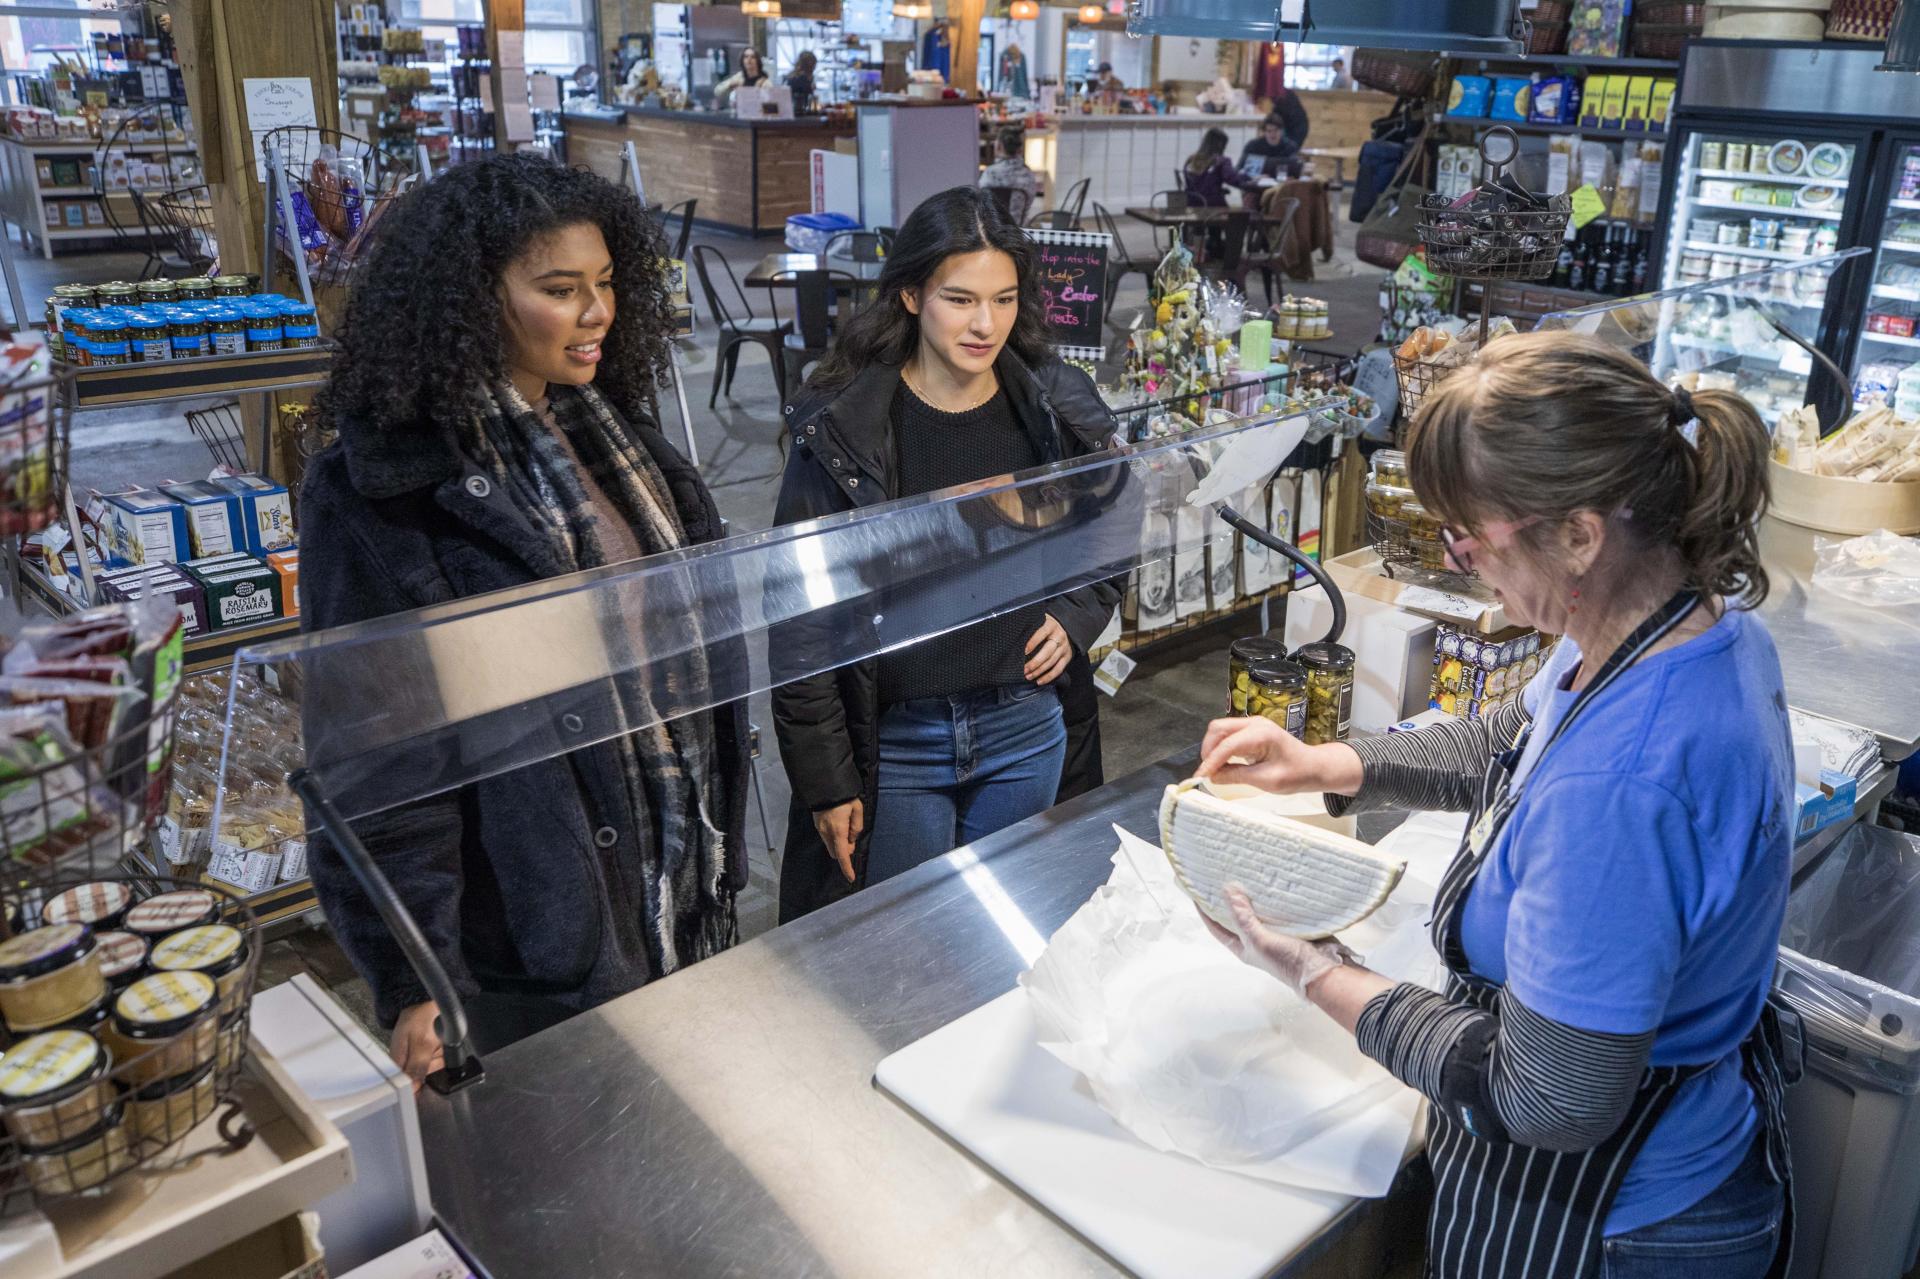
[772,186,1121,921]
[304,154,752,1086]
[1197,332,1800,1278]
[712,46,770,110]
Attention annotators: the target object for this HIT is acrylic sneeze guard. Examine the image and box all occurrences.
[215,403,1327,837]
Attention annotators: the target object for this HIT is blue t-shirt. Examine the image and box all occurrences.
[1456,606,1794,1235]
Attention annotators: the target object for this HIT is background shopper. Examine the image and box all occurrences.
[1196,330,1798,1278]
[787,50,818,113]
[978,125,1040,224]
[304,153,752,1084]
[1184,125,1264,207]
[772,186,1121,921]
[1239,105,1307,178]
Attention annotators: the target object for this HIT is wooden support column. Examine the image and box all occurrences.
[950,0,986,95]
[488,0,527,150]
[172,0,339,277]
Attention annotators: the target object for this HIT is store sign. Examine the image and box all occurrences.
[1026,228,1111,363]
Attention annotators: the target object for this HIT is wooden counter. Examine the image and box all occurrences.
[564,107,856,235]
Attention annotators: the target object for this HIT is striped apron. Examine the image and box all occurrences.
[1418,591,1800,1279]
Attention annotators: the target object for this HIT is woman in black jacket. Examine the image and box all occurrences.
[302,153,750,1085]
[772,186,1121,922]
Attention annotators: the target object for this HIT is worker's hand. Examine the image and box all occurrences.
[1195,716,1363,796]
[813,798,864,883]
[1023,615,1073,686]
[390,1001,447,1093]
[1200,886,1354,998]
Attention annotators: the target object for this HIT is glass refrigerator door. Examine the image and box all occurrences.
[1855,138,1920,415]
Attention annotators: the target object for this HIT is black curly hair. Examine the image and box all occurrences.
[804,186,1054,392]
[317,152,675,442]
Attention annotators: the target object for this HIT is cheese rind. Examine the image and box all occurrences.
[1159,779,1406,938]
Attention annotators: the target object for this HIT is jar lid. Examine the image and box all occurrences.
[126,313,170,331]
[200,306,241,322]
[1228,637,1287,663]
[132,1058,215,1103]
[150,924,244,976]
[1248,657,1307,689]
[1293,641,1355,671]
[280,301,316,317]
[0,923,93,982]
[43,881,134,927]
[94,930,149,981]
[211,274,251,287]
[52,285,94,298]
[113,971,215,1037]
[0,1029,104,1103]
[125,889,218,936]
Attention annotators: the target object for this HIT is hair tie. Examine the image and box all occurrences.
[1669,386,1696,427]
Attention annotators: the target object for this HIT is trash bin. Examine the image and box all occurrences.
[1776,823,1920,1279]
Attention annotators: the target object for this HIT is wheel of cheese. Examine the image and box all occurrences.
[1704,6,1831,38]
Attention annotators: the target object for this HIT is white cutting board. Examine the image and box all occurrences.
[875,990,1421,1279]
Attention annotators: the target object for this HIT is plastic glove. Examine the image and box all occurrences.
[1199,884,1355,998]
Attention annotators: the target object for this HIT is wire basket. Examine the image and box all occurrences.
[147,185,219,277]
[1417,127,1572,282]
[0,345,72,539]
[0,873,260,1212]
[1366,453,1477,586]
[183,400,247,472]
[1391,345,1474,420]
[263,125,420,287]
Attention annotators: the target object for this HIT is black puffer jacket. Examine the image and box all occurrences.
[771,351,1125,922]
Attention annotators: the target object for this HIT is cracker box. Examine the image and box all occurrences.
[161,480,246,558]
[194,561,282,630]
[267,549,299,618]
[105,489,189,564]
[209,473,296,555]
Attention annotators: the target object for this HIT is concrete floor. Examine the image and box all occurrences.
[15,205,1388,1033]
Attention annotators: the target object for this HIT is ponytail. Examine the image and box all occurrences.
[1675,388,1772,607]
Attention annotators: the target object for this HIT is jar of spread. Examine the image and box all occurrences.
[21,1100,134,1196]
[175,276,213,302]
[1246,658,1308,739]
[1294,641,1356,745]
[125,311,172,363]
[129,1060,215,1146]
[87,309,131,366]
[204,305,246,356]
[216,1010,248,1072]
[163,306,209,359]
[124,888,220,939]
[105,971,217,1085]
[42,881,134,931]
[150,924,248,1017]
[241,302,284,351]
[279,301,320,348]
[211,274,251,298]
[0,924,106,1033]
[0,1029,115,1149]
[1227,636,1288,715]
[94,930,150,992]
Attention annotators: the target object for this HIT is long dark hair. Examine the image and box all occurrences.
[318,152,674,444]
[1185,126,1228,173]
[804,186,1053,392]
[741,48,765,81]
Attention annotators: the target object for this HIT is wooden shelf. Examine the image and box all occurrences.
[18,566,302,674]
[1442,115,1666,142]
[1445,52,1680,70]
[70,345,330,408]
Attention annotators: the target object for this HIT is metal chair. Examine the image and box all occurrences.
[1246,196,1302,307]
[690,244,793,408]
[657,199,698,261]
[1059,176,1090,224]
[770,267,859,391]
[1025,208,1078,231]
[93,106,201,278]
[1202,210,1254,292]
[1093,203,1156,294]
[823,228,891,264]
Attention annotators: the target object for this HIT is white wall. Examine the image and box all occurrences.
[1155,35,1218,84]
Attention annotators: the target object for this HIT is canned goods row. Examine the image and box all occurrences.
[48,289,319,368]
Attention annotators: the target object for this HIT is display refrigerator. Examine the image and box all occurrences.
[1656,39,1920,426]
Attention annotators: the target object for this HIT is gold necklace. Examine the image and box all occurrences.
[902,364,999,413]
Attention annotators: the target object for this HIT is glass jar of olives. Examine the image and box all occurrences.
[1294,642,1356,745]
[1227,637,1288,714]
[1246,658,1307,739]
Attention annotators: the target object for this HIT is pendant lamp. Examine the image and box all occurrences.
[741,0,782,15]
[1077,3,1105,22]
[893,0,933,17]
[1010,0,1039,17]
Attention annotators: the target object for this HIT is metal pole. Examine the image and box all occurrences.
[272,159,317,308]
[667,342,699,468]
[0,201,26,331]
[619,139,646,205]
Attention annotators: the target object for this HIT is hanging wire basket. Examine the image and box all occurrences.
[263,125,420,288]
[1365,449,1477,585]
[1416,126,1572,282]
[0,339,73,539]
[147,185,220,277]
[1390,344,1475,420]
[183,400,247,472]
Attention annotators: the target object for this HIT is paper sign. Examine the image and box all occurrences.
[503,103,536,143]
[1397,583,1485,623]
[1569,183,1606,230]
[530,71,561,110]
[1026,229,1111,356]
[496,29,524,66]
[244,77,319,181]
[1093,648,1137,697]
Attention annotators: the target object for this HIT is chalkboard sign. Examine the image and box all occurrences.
[1025,228,1112,363]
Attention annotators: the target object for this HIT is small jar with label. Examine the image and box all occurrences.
[21,1099,134,1196]
[125,310,171,363]
[204,305,247,357]
[87,310,131,366]
[241,302,284,351]
[45,285,95,361]
[163,306,209,359]
[0,924,106,1034]
[1246,658,1308,740]
[1294,641,1356,745]
[211,274,252,298]
[1227,636,1288,715]
[104,971,218,1086]
[149,923,249,1017]
[135,278,178,308]
[0,1029,116,1149]
[59,309,95,367]
[175,276,213,302]
[279,301,320,348]
[124,888,221,939]
[129,1060,216,1146]
[94,930,150,992]
[95,281,139,310]
[42,881,134,932]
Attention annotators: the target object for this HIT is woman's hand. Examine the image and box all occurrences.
[1023,614,1073,686]
[813,798,864,883]
[1199,886,1354,997]
[390,1001,447,1093]
[1196,715,1364,796]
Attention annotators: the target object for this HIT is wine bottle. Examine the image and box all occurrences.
[1629,230,1651,295]
[1552,222,1575,289]
[1568,227,1592,292]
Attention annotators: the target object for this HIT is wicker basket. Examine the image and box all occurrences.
[1634,0,1710,23]
[1827,0,1897,39]
[1631,21,1702,55]
[1532,0,1575,20]
[1350,49,1436,98]
[1526,19,1572,52]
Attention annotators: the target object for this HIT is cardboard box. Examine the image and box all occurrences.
[268,549,299,618]
[1650,78,1677,130]
[193,562,282,629]
[1795,770,1859,842]
[1599,75,1629,129]
[210,473,296,555]
[1622,76,1654,131]
[1490,76,1533,122]
[1580,75,1610,129]
[105,489,189,564]
[161,480,246,558]
[1448,74,1492,118]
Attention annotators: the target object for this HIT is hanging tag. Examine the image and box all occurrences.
[1093,648,1136,697]
[1569,184,1606,230]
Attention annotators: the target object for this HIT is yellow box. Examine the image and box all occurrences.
[1622,76,1654,130]
[1650,78,1677,130]
[1600,76,1629,129]
[1580,75,1610,129]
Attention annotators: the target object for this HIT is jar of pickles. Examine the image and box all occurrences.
[126,311,171,363]
[240,302,283,352]
[88,310,131,366]
[1366,449,1449,573]
[136,279,177,308]
[175,276,213,303]
[58,308,94,366]
[1246,658,1307,739]
[1227,637,1288,714]
[1294,642,1355,744]
[95,282,138,310]
[205,306,246,357]
[280,301,320,348]
[211,275,251,298]
[45,285,95,362]
[165,306,209,359]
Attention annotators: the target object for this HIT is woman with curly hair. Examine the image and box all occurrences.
[303,152,751,1085]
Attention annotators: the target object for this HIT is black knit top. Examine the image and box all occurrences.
[877,379,1049,703]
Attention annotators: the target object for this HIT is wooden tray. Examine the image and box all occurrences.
[0,1039,353,1279]
[1323,547,1512,635]
[1768,460,1920,537]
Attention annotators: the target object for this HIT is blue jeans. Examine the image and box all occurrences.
[1601,1136,1785,1279]
[866,684,1067,884]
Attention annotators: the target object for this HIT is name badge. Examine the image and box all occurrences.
[1467,805,1501,856]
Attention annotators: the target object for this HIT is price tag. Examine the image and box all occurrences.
[1570,184,1607,230]
[1398,583,1486,623]
[1093,648,1137,697]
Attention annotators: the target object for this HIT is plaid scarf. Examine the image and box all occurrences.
[464,380,735,976]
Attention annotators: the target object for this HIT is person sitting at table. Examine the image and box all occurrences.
[978,125,1040,224]
[1239,102,1308,178]
[787,50,818,114]
[770,186,1122,921]
[712,47,769,110]
[1184,126,1264,208]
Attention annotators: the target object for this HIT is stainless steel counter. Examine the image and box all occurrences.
[1759,518,1920,761]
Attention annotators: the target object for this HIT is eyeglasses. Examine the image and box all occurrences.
[1439,516,1540,575]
